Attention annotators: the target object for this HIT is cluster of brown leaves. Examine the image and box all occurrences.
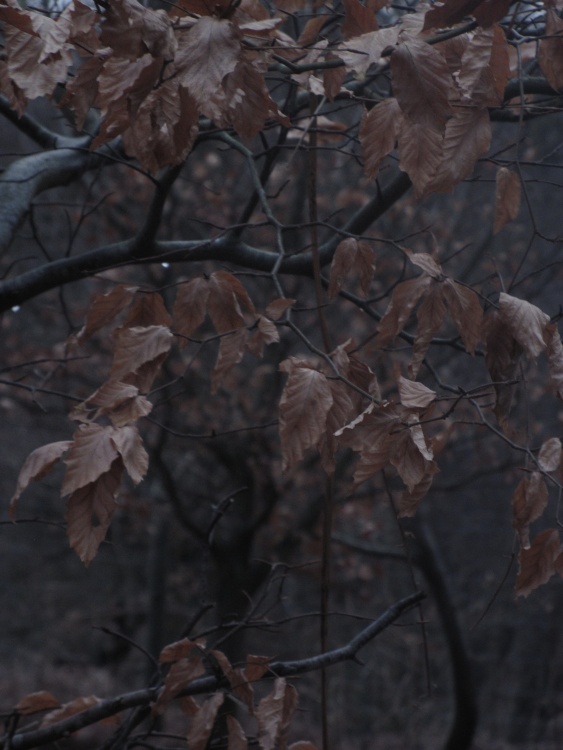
[0,0,560,186]
[10,275,286,565]
[14,642,316,749]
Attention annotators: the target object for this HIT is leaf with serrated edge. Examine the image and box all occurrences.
[397,119,444,197]
[498,293,549,359]
[516,528,561,596]
[391,36,451,132]
[187,694,225,750]
[360,98,401,180]
[111,325,173,386]
[62,424,119,496]
[279,363,333,471]
[111,425,148,485]
[398,376,436,409]
[66,459,123,566]
[256,678,298,750]
[153,650,206,715]
[10,441,72,518]
[77,285,138,342]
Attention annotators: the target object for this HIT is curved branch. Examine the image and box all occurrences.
[2,591,423,750]
[0,170,412,312]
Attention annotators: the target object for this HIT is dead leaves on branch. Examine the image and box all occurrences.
[375,249,483,378]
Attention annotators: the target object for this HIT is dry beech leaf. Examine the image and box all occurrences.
[423,0,510,30]
[498,293,549,359]
[493,167,521,234]
[66,458,124,566]
[153,649,205,714]
[328,238,375,300]
[483,310,522,424]
[539,8,563,91]
[538,437,562,472]
[159,638,201,663]
[397,118,444,197]
[337,27,399,77]
[544,322,563,399]
[278,362,333,472]
[76,285,138,342]
[62,424,119,496]
[187,693,225,750]
[255,678,298,750]
[15,691,60,715]
[110,325,174,382]
[10,441,71,519]
[265,297,296,321]
[359,98,401,180]
[398,376,436,409]
[512,473,548,549]
[227,715,248,749]
[516,528,562,597]
[391,35,451,132]
[341,0,378,40]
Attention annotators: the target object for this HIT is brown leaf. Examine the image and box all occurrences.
[538,437,562,473]
[376,276,431,348]
[154,649,205,714]
[410,283,447,377]
[539,8,563,91]
[76,285,138,343]
[211,328,248,394]
[328,238,375,299]
[359,98,401,180]
[227,715,248,749]
[15,691,60,715]
[208,271,255,333]
[187,694,225,750]
[110,325,174,383]
[442,279,483,354]
[398,376,436,409]
[338,27,399,77]
[279,361,333,471]
[516,528,561,596]
[512,473,548,549]
[111,425,149,485]
[160,638,200,663]
[341,0,378,40]
[319,380,355,474]
[396,463,439,517]
[10,441,72,519]
[493,167,521,234]
[483,309,522,424]
[459,26,510,106]
[426,106,491,193]
[406,250,443,279]
[244,654,271,682]
[255,678,298,750]
[176,17,241,120]
[62,424,119,496]
[75,381,153,428]
[423,0,511,30]
[41,696,101,728]
[265,298,296,320]
[246,316,279,359]
[66,459,123,566]
[397,119,444,197]
[498,293,549,359]
[391,36,451,132]
[173,276,212,342]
